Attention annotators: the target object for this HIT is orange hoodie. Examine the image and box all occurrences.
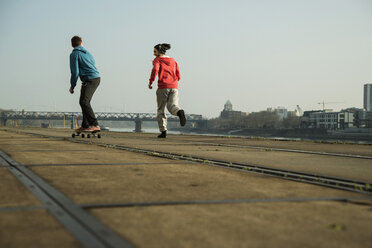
[149,56,181,89]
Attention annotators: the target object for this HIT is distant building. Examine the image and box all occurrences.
[302,110,355,130]
[344,107,372,128]
[276,107,288,120]
[220,100,248,119]
[309,111,338,129]
[224,100,233,111]
[367,111,372,128]
[364,84,372,111]
[300,110,323,128]
[338,111,355,129]
[267,107,288,120]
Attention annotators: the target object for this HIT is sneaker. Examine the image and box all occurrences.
[90,126,101,131]
[158,131,166,138]
[85,126,100,132]
[177,110,186,126]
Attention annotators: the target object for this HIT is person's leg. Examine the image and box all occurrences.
[166,89,180,115]
[167,89,186,126]
[85,78,100,127]
[79,78,100,128]
[79,84,90,128]
[156,88,169,132]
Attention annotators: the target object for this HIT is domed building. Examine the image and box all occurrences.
[220,100,248,119]
[224,100,233,111]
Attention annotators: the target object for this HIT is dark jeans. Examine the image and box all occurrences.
[79,77,100,128]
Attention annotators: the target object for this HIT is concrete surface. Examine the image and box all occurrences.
[0,167,41,207]
[90,201,372,248]
[1,127,372,248]
[8,127,372,181]
[0,210,81,248]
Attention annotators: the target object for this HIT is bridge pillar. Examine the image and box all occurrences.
[64,115,78,129]
[71,115,75,129]
[134,119,142,133]
[0,113,6,126]
[0,118,6,126]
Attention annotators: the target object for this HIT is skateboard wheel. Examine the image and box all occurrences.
[81,134,85,138]
[72,133,75,138]
[87,134,91,138]
[97,134,101,139]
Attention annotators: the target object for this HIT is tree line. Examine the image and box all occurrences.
[208,111,300,129]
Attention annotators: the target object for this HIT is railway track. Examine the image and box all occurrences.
[98,132,372,160]
[74,140,372,195]
[5,128,372,160]
[8,129,372,196]
[191,141,372,160]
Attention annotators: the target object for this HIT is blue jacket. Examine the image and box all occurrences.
[70,46,100,90]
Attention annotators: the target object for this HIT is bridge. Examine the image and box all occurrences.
[0,111,206,132]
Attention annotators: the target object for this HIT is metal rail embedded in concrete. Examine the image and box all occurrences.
[80,196,372,209]
[0,150,133,248]
[5,129,372,195]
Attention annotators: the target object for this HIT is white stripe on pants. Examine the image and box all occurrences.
[157,88,180,132]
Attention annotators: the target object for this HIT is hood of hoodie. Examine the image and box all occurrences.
[73,46,87,53]
[156,56,173,66]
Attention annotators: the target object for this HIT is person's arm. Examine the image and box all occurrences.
[70,52,79,91]
[148,59,160,89]
[175,61,181,81]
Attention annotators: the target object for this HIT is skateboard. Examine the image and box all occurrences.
[72,130,101,139]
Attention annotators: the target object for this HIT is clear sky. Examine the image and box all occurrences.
[0,0,371,118]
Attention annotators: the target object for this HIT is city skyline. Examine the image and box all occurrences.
[1,1,372,118]
[1,83,369,118]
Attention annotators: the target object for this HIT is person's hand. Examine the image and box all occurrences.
[69,88,74,94]
[148,83,152,89]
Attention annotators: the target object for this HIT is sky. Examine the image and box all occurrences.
[0,0,371,118]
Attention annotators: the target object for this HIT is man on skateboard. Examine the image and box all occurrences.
[69,36,101,132]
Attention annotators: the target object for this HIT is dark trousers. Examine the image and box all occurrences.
[79,77,100,128]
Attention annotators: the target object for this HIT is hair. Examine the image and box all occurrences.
[71,36,82,47]
[154,43,171,54]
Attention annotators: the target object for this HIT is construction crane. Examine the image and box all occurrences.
[317,101,344,111]
[296,105,303,116]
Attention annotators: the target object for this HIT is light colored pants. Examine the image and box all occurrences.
[157,88,180,132]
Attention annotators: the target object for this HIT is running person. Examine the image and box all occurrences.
[148,43,186,138]
[69,36,101,132]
